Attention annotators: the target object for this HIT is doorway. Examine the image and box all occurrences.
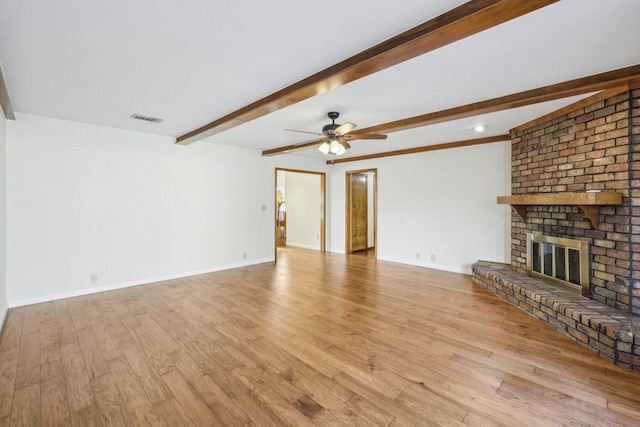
[346,169,377,257]
[275,168,326,262]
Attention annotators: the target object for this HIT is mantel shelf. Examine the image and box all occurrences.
[497,192,623,229]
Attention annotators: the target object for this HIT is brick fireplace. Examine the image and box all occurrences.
[508,88,639,312]
[473,87,640,370]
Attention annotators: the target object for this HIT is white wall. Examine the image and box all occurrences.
[284,171,321,250]
[0,108,7,328]
[327,141,512,274]
[5,112,511,306]
[7,114,277,305]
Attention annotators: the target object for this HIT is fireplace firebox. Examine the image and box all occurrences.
[526,233,589,297]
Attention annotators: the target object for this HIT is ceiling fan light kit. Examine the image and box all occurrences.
[318,142,330,155]
[286,111,387,156]
[330,137,347,155]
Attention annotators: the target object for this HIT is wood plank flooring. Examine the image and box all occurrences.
[1,247,640,426]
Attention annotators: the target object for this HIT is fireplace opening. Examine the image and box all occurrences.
[526,233,590,297]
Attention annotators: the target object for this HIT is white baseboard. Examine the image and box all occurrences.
[326,248,346,254]
[5,255,472,310]
[376,256,471,275]
[285,242,322,250]
[324,250,470,275]
[8,257,274,308]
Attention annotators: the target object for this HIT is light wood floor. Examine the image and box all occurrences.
[1,248,640,426]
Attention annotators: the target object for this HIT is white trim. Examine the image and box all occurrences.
[325,249,470,275]
[376,256,471,275]
[326,248,346,254]
[8,258,274,308]
[285,242,322,251]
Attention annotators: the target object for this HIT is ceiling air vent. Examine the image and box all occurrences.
[130,113,164,124]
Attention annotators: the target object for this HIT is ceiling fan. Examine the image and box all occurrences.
[285,112,387,155]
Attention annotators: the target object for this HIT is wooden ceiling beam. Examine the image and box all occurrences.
[356,64,640,137]
[0,65,15,120]
[261,64,640,157]
[326,135,510,165]
[512,86,631,133]
[262,138,327,157]
[177,0,558,145]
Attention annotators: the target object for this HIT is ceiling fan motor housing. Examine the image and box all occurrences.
[323,111,340,135]
[322,123,340,135]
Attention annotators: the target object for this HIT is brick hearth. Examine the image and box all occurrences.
[472,261,640,370]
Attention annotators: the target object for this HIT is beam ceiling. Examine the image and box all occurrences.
[261,64,640,157]
[176,0,558,146]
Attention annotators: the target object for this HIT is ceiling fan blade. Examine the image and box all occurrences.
[347,133,387,140]
[284,128,324,136]
[338,139,351,149]
[334,122,356,136]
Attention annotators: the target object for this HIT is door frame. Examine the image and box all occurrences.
[274,168,326,262]
[345,168,377,256]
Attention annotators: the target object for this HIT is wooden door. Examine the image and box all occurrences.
[350,173,368,251]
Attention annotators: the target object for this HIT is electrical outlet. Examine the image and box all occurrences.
[261,205,267,211]
[243,252,247,259]
[430,255,436,261]
[90,273,98,284]
[416,252,420,259]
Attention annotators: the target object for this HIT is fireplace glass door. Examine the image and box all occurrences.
[527,234,589,297]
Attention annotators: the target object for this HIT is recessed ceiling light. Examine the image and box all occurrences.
[473,124,486,132]
[130,114,164,124]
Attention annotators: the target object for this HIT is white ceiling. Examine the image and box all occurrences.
[1,0,639,161]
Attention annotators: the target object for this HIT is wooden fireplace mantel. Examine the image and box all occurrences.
[497,191,623,229]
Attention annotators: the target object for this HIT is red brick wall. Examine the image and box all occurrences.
[509,89,639,313]
[631,89,640,314]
